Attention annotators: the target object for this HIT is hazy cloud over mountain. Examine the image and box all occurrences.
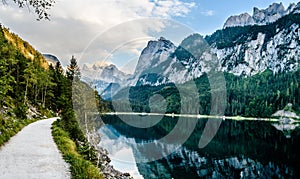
[0,0,195,67]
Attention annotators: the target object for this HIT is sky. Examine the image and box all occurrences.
[0,0,298,73]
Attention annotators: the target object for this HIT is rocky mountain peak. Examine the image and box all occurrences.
[252,2,285,24]
[82,63,89,70]
[224,2,298,28]
[134,37,176,75]
[223,13,255,28]
[255,2,285,15]
[144,37,175,53]
[81,62,130,84]
[92,64,114,71]
[92,61,113,68]
[158,36,167,41]
[286,3,296,13]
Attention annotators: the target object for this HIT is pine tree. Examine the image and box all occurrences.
[0,46,16,105]
[66,55,81,82]
[23,61,38,105]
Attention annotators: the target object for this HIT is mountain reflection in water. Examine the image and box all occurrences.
[98,115,300,178]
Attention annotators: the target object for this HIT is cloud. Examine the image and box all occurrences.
[201,10,215,16]
[0,0,195,69]
[152,0,196,17]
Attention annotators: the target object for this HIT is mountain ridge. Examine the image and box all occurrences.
[131,11,300,84]
[207,12,300,76]
[223,2,300,28]
[83,2,300,100]
[81,62,129,83]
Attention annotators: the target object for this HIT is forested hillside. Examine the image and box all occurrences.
[114,68,300,118]
[0,24,116,178]
[0,24,60,119]
[0,23,70,145]
[110,12,300,118]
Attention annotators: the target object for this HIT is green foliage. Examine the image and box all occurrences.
[0,23,106,178]
[52,56,106,178]
[2,26,48,67]
[0,30,16,105]
[174,33,209,60]
[128,84,167,112]
[52,120,103,179]
[224,69,300,117]
[60,107,86,143]
[66,56,81,82]
[117,68,300,118]
[0,25,60,116]
[13,103,28,119]
[0,115,38,147]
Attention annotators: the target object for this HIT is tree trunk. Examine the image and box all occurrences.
[24,78,29,105]
[43,85,48,108]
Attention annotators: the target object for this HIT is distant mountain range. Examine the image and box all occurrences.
[81,2,300,99]
[81,62,130,95]
[223,2,300,28]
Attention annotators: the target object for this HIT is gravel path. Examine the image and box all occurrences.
[0,117,70,179]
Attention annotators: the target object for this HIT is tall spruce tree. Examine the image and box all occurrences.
[0,45,16,105]
[66,55,81,81]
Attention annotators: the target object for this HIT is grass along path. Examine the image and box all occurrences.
[51,119,104,179]
[0,117,70,178]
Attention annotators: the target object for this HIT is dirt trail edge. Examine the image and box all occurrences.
[0,117,70,179]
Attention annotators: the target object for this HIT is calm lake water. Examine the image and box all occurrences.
[98,115,300,178]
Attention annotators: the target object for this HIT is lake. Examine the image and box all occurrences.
[98,114,300,178]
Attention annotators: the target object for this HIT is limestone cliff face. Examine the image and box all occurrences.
[224,2,299,28]
[212,15,300,76]
[224,13,255,28]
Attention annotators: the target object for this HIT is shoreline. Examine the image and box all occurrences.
[102,112,295,122]
[85,130,132,179]
[96,125,144,179]
[96,111,300,177]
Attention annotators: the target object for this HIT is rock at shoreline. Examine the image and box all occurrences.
[272,103,300,120]
[86,129,131,179]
